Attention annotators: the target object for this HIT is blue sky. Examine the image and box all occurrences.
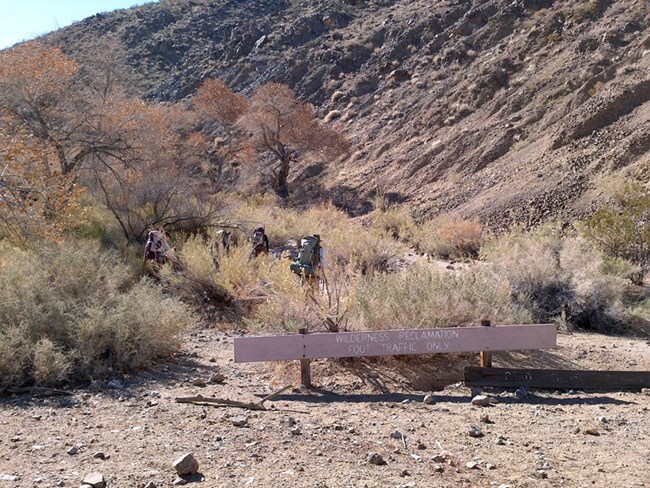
[0,1,156,49]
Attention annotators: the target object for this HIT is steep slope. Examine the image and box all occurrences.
[47,0,650,228]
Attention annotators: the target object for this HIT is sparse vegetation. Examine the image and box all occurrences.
[588,80,606,97]
[2,3,650,486]
[1,0,649,391]
[573,0,603,22]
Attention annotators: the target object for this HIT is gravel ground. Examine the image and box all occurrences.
[1,328,649,488]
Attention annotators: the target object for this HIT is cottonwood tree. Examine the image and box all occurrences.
[0,42,219,242]
[0,61,84,242]
[0,42,136,178]
[237,83,348,198]
[89,101,221,241]
[0,43,135,240]
[192,78,251,185]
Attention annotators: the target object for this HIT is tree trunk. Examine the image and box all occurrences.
[275,150,292,198]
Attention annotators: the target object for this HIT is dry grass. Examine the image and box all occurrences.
[369,204,418,243]
[250,262,359,333]
[415,215,484,259]
[226,199,406,274]
[352,263,529,331]
[6,190,649,389]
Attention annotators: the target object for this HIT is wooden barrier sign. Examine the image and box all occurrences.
[464,367,650,391]
[234,324,556,362]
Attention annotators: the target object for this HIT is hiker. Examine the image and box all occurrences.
[290,234,325,288]
[209,229,231,270]
[250,226,270,258]
[143,229,173,265]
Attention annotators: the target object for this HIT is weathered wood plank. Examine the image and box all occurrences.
[464,367,650,391]
[234,324,556,362]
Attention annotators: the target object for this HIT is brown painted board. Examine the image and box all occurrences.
[234,324,556,362]
[464,367,650,391]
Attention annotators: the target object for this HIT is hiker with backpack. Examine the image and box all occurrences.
[209,229,231,270]
[143,229,173,265]
[290,234,326,289]
[250,226,270,259]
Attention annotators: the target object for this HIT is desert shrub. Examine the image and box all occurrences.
[559,237,629,331]
[623,298,650,335]
[588,80,606,97]
[370,204,418,243]
[74,278,192,377]
[0,240,132,347]
[415,215,484,259]
[484,228,631,331]
[0,327,32,387]
[573,0,605,22]
[63,197,112,240]
[250,262,358,333]
[33,338,72,385]
[577,179,650,285]
[250,286,324,333]
[353,264,529,330]
[482,228,570,322]
[545,32,561,44]
[159,233,232,309]
[0,240,194,387]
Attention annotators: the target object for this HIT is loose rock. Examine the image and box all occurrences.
[281,417,296,427]
[367,452,387,465]
[515,387,528,400]
[480,413,493,424]
[230,415,249,427]
[471,395,492,406]
[469,425,484,438]
[81,472,106,488]
[208,373,225,384]
[173,453,199,476]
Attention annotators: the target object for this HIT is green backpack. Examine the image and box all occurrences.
[290,234,321,277]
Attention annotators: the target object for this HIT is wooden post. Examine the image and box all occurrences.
[479,320,492,368]
[299,327,311,389]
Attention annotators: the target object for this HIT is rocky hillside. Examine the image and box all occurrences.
[47,0,650,229]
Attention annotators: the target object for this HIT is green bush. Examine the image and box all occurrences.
[578,180,650,285]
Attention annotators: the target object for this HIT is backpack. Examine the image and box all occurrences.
[144,230,172,263]
[290,234,321,277]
